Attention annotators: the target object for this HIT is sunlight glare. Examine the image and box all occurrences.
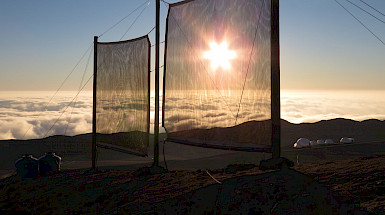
[203,41,236,70]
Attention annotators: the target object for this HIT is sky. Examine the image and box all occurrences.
[0,0,384,91]
[280,0,385,90]
[0,0,384,140]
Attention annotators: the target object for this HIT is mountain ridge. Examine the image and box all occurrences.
[1,118,384,146]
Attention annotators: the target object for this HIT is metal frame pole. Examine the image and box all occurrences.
[147,37,151,146]
[271,0,281,159]
[153,0,160,166]
[92,36,98,170]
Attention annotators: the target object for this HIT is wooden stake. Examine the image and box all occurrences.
[92,36,98,170]
[153,0,160,166]
[271,0,281,159]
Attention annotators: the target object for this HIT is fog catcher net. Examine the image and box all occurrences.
[96,36,150,155]
[163,0,271,151]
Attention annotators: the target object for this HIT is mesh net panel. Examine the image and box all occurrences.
[163,0,271,151]
[96,36,150,155]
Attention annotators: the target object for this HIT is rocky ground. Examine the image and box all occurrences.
[1,119,384,214]
[1,154,384,214]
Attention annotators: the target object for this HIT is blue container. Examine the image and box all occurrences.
[15,154,39,179]
[38,152,61,176]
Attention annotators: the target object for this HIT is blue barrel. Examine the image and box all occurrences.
[38,152,61,176]
[15,154,39,179]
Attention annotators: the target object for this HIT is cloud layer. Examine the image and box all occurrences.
[281,90,385,124]
[163,92,271,132]
[0,91,92,140]
[0,90,384,140]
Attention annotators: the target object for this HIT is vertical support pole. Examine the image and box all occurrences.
[271,0,281,159]
[162,7,170,128]
[92,36,98,170]
[147,37,151,146]
[153,0,160,166]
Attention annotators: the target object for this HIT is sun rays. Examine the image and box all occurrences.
[203,41,236,70]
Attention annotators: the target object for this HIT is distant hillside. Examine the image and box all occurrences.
[281,118,385,147]
[0,118,384,174]
[0,118,384,163]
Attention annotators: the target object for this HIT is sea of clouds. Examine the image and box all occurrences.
[163,90,271,132]
[0,91,92,140]
[0,90,384,140]
[281,90,385,124]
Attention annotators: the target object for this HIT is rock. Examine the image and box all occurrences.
[259,157,294,170]
[225,164,257,174]
[132,165,168,177]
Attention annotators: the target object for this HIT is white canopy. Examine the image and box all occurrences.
[294,138,310,148]
[310,140,317,146]
[340,137,353,143]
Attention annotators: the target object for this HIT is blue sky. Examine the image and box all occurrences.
[281,0,385,90]
[0,0,384,91]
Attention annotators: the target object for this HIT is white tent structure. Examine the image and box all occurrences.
[317,139,325,145]
[310,140,317,146]
[340,137,353,144]
[325,139,334,144]
[294,138,310,148]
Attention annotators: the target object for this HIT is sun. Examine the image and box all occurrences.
[203,41,236,70]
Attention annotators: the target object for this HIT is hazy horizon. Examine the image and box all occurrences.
[0,89,384,140]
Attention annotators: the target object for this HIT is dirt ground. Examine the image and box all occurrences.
[1,154,384,214]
